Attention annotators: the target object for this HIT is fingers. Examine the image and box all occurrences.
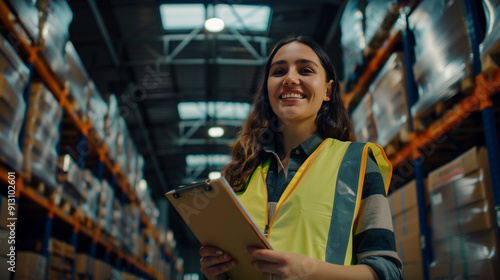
[199,246,238,280]
[199,246,224,257]
[247,247,284,263]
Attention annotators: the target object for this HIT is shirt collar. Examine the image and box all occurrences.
[263,131,324,157]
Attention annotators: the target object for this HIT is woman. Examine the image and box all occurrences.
[200,35,403,280]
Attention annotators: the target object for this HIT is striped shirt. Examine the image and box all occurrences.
[263,133,403,279]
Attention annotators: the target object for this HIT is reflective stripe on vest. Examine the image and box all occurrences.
[237,139,392,265]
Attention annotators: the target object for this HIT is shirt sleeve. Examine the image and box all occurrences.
[354,150,404,280]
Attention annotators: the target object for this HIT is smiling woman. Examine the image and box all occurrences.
[198,35,404,280]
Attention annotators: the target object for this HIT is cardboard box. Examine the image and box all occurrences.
[430,257,500,280]
[428,147,490,193]
[396,233,422,264]
[403,262,424,280]
[75,253,95,275]
[0,195,18,229]
[430,169,491,212]
[393,207,420,239]
[14,252,47,280]
[432,229,499,263]
[432,199,496,240]
[94,259,112,280]
[390,180,419,217]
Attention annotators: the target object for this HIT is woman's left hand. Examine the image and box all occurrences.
[246,247,319,280]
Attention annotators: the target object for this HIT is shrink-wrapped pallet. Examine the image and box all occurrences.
[0,34,29,171]
[23,82,62,187]
[428,147,500,279]
[351,93,377,143]
[98,179,115,235]
[105,94,119,162]
[87,80,108,141]
[481,0,500,74]
[5,0,39,42]
[62,41,89,117]
[82,170,102,224]
[40,0,73,80]
[409,0,473,117]
[340,0,365,82]
[370,53,410,148]
[57,154,85,205]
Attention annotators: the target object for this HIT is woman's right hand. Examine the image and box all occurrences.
[199,246,238,280]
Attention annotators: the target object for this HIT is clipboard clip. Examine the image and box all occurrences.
[173,179,212,199]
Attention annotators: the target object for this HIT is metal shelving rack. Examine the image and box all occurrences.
[342,0,500,279]
[0,1,179,279]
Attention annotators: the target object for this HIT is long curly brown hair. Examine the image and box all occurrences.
[222,35,353,191]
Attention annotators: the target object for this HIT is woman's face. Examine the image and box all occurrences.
[267,42,333,127]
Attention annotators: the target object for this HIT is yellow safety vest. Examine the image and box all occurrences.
[237,138,392,265]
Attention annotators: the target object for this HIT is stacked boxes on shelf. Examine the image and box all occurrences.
[110,200,123,247]
[5,0,39,43]
[123,203,141,256]
[351,93,377,143]
[13,252,47,280]
[98,180,115,235]
[340,0,399,86]
[87,80,108,141]
[75,253,95,280]
[47,238,74,280]
[389,180,427,280]
[370,52,410,155]
[0,33,29,171]
[340,0,365,83]
[408,0,473,118]
[481,0,500,73]
[23,82,62,188]
[94,259,112,280]
[82,169,102,225]
[364,0,399,54]
[105,94,119,162]
[62,41,90,119]
[57,154,85,208]
[40,0,72,82]
[117,117,130,176]
[428,147,500,279]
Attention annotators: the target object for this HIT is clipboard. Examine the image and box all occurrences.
[165,177,272,280]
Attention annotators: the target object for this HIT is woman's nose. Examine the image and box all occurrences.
[283,70,299,85]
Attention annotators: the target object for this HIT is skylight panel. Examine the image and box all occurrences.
[160,4,206,30]
[178,102,251,120]
[215,4,271,32]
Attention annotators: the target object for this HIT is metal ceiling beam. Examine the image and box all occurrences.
[227,27,263,59]
[121,33,270,44]
[87,0,120,66]
[121,57,265,67]
[87,0,169,193]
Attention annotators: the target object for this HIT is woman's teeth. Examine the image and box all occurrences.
[280,93,304,99]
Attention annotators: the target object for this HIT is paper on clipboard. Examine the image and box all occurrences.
[165,177,272,280]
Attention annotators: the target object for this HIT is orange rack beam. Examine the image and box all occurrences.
[390,69,500,168]
[344,30,402,109]
[0,0,176,270]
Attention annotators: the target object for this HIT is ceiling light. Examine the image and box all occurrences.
[204,17,225,32]
[62,154,71,172]
[139,179,148,191]
[208,127,224,138]
[208,171,222,180]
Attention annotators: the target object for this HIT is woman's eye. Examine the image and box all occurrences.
[300,68,313,74]
[271,68,286,75]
